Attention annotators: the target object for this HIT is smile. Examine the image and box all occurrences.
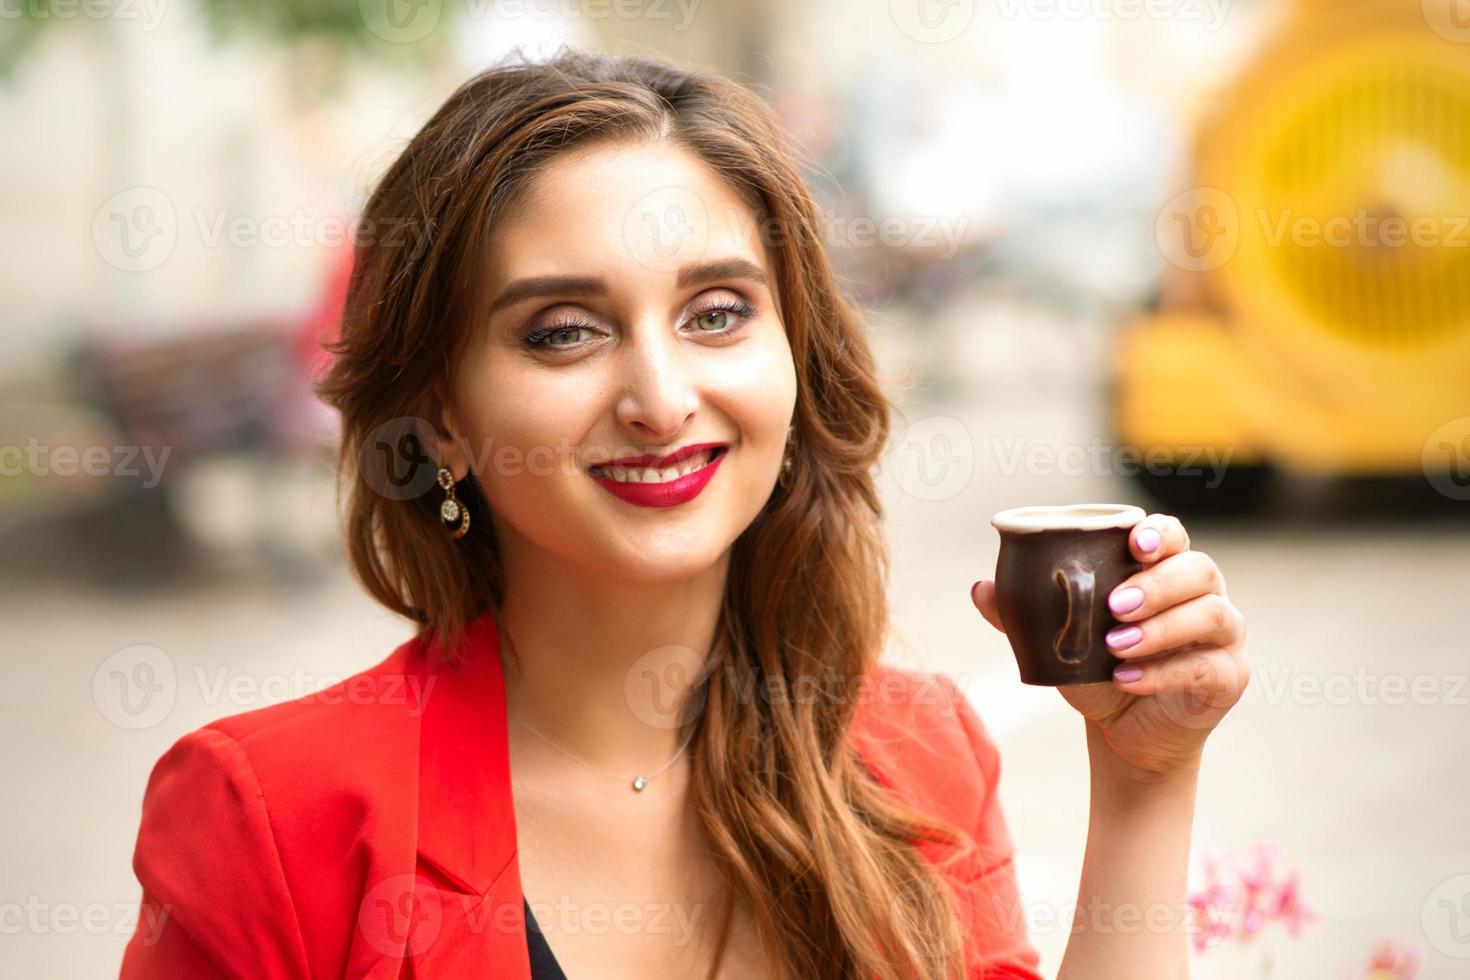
[588,447,727,508]
[589,447,725,483]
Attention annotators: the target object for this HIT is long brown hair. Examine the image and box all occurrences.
[316,48,972,979]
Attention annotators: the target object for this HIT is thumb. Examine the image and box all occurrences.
[970,579,1006,634]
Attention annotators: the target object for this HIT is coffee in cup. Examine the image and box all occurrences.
[991,503,1147,686]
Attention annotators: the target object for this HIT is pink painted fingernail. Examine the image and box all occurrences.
[1136,526,1161,554]
[1113,665,1143,683]
[1109,586,1144,614]
[1106,625,1143,650]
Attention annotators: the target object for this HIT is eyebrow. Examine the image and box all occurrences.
[487,258,769,316]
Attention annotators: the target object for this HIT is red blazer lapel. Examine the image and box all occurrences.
[405,609,531,979]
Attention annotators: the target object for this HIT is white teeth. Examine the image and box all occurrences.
[592,449,720,484]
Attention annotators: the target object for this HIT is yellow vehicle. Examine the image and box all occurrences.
[1115,0,1470,513]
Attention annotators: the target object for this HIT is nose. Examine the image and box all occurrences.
[613,319,699,443]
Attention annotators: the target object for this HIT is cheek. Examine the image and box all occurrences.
[455,362,601,490]
[716,337,797,453]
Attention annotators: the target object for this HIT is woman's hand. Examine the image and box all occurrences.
[972,513,1250,784]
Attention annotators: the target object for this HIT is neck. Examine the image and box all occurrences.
[493,525,729,778]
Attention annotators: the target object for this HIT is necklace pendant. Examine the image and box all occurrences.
[631,775,647,792]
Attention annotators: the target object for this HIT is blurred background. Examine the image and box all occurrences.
[2,0,1467,976]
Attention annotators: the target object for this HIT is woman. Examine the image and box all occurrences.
[120,49,1249,980]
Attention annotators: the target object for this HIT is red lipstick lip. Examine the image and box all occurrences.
[588,446,727,508]
[589,441,727,471]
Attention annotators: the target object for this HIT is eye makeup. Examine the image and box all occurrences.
[518,293,759,351]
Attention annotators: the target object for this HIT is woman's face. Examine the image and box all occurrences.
[441,138,798,584]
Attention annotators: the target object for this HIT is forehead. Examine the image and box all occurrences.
[487,138,771,283]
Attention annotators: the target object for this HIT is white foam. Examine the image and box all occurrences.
[991,503,1146,533]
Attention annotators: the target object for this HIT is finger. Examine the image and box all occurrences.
[970,579,1006,633]
[1103,592,1243,660]
[1130,513,1190,565]
[1107,550,1226,623]
[1109,646,1251,725]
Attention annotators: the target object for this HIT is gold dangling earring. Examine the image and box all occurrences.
[777,423,795,490]
[438,466,471,539]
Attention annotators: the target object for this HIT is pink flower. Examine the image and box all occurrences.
[1186,842,1315,954]
[1357,938,1422,980]
[1186,852,1237,952]
[1187,885,1235,953]
[1270,869,1315,938]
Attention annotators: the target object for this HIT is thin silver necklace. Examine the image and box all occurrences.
[502,623,696,793]
[513,714,695,792]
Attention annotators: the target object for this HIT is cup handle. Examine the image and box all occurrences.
[1051,558,1095,665]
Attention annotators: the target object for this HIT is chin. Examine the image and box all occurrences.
[604,535,730,584]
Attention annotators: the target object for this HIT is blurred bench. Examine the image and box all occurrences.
[69,320,307,486]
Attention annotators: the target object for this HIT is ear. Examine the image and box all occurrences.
[428,381,469,481]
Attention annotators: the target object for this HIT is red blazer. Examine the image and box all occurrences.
[120,608,1043,979]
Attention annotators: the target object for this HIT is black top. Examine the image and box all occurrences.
[525,897,569,980]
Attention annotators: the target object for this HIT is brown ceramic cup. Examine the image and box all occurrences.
[991,503,1147,686]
